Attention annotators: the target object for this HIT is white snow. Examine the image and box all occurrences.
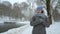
[46,22,60,34]
[1,0,27,5]
[0,21,60,34]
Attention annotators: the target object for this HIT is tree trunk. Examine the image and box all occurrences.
[46,0,52,24]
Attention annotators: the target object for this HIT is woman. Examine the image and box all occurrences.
[30,6,50,34]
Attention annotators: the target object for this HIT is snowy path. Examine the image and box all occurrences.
[0,22,60,34]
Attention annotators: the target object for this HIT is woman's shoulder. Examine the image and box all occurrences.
[40,13,48,19]
[33,13,48,18]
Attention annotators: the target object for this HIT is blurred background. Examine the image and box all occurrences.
[0,0,60,34]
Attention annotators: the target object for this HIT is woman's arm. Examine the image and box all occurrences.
[30,16,43,26]
[42,16,50,27]
[30,16,37,26]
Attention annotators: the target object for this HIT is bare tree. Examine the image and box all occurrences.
[52,0,60,21]
[0,1,12,16]
[2,1,12,8]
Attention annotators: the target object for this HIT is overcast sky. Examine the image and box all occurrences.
[1,0,27,4]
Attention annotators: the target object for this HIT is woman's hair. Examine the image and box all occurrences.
[41,10,44,13]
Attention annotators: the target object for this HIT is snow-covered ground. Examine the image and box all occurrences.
[0,21,60,34]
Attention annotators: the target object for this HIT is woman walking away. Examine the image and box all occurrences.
[30,6,50,34]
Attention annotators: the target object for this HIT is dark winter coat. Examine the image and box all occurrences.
[30,13,50,34]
